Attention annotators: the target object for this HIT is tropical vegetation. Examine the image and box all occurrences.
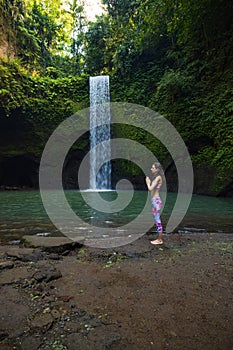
[0,0,232,194]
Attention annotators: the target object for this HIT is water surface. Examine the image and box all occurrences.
[0,190,232,242]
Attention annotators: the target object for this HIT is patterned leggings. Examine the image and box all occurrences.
[151,197,163,233]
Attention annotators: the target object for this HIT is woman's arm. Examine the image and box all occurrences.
[145,175,161,191]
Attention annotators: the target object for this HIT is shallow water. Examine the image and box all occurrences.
[0,190,232,242]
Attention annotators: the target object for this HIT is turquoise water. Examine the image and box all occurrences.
[0,190,232,242]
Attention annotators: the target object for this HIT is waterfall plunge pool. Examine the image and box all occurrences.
[0,190,232,243]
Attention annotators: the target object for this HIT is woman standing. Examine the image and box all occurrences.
[145,162,163,245]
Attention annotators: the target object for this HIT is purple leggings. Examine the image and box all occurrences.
[151,197,163,233]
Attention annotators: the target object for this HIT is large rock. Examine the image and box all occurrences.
[21,235,83,253]
[5,247,41,262]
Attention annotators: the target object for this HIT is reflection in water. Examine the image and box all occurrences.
[0,190,232,242]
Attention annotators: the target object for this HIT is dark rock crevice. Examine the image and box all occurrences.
[0,155,39,189]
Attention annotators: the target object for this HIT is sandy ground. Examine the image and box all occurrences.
[0,231,232,350]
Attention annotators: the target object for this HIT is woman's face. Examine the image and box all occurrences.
[151,165,157,174]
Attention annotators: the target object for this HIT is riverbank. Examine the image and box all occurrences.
[0,232,232,350]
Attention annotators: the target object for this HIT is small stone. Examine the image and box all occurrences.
[0,331,9,341]
[33,267,62,283]
[47,253,61,260]
[57,295,73,302]
[51,309,61,320]
[29,313,54,329]
[0,261,14,270]
[42,307,50,313]
[170,331,177,337]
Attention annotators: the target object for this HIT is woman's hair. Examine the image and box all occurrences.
[152,162,163,176]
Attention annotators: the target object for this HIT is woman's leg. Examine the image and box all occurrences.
[151,197,163,244]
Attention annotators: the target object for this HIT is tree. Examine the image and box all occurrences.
[22,1,62,69]
[65,0,87,74]
[84,0,142,76]
[83,16,111,75]
[0,0,27,58]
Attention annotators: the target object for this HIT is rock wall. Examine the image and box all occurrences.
[0,25,16,60]
[0,155,39,190]
[0,152,232,197]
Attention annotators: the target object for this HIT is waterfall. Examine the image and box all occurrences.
[89,76,111,190]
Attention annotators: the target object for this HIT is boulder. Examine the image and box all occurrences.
[21,235,83,253]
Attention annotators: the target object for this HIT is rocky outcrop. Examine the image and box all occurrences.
[21,235,83,253]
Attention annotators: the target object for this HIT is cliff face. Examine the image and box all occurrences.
[0,36,16,60]
[0,36,11,60]
[0,11,16,60]
[0,143,232,197]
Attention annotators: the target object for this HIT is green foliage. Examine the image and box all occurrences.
[84,16,111,75]
[151,69,195,110]
[103,0,233,194]
[84,0,143,76]
[0,59,32,115]
[0,0,232,195]
[0,58,89,155]
[21,1,61,68]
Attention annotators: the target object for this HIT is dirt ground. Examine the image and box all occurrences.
[0,231,232,350]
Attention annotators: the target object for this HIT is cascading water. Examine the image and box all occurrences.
[89,76,111,190]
